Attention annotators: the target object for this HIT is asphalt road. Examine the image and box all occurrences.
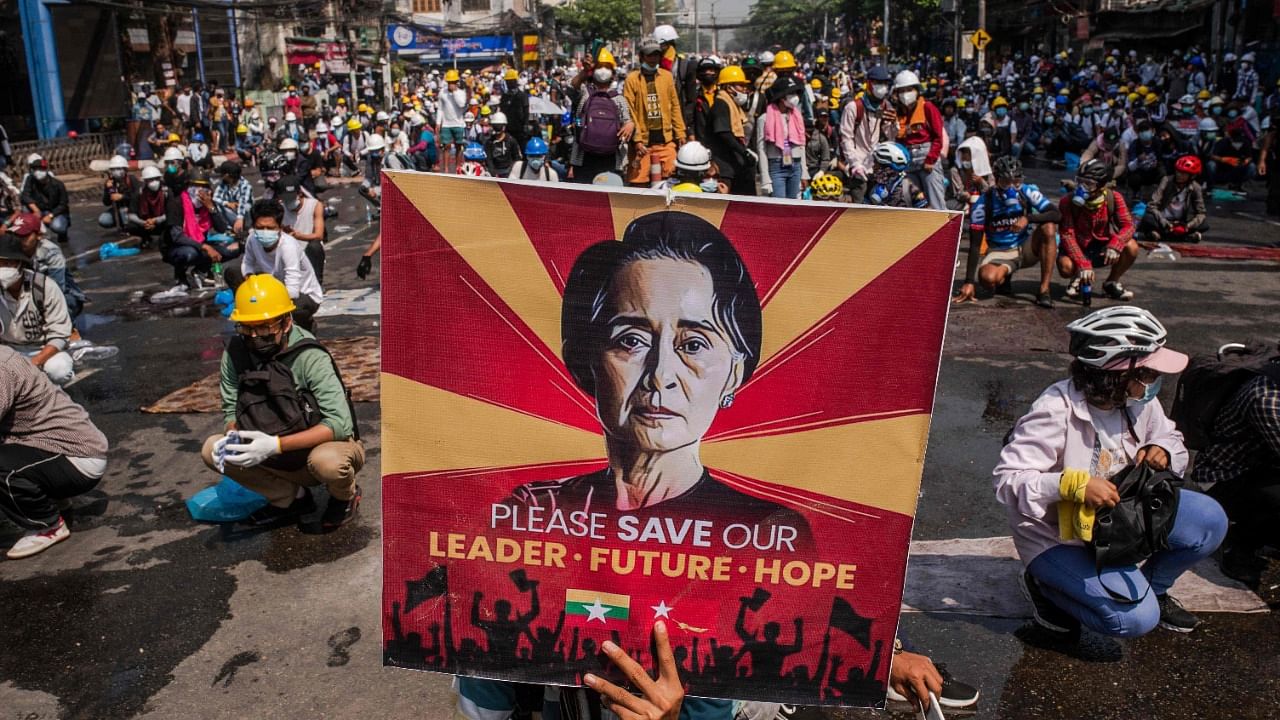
[0,167,1277,720]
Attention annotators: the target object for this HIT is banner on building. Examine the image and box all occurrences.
[380,173,962,706]
[522,35,539,63]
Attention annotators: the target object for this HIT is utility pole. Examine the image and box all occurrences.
[693,0,699,55]
[977,0,986,74]
[882,0,889,50]
[709,0,717,55]
[641,0,655,36]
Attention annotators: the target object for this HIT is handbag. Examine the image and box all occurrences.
[1089,462,1182,603]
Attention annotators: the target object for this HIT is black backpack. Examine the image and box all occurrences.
[228,336,360,471]
[1090,463,1182,603]
[1171,341,1280,450]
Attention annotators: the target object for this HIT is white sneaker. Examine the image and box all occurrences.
[1064,276,1081,298]
[6,518,70,559]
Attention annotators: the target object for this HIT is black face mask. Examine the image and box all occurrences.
[246,334,283,357]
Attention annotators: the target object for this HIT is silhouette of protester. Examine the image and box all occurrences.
[528,610,567,665]
[735,595,803,680]
[471,581,541,660]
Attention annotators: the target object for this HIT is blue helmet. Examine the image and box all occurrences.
[463,142,486,161]
[560,110,573,128]
[1055,95,1069,106]
[193,132,206,142]
[524,137,548,156]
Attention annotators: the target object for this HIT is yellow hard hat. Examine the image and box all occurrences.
[718,65,748,85]
[1117,85,1129,94]
[956,98,967,108]
[505,68,518,81]
[944,56,953,63]
[1196,89,1211,100]
[1136,85,1149,95]
[314,61,323,69]
[672,182,703,193]
[445,69,460,82]
[288,85,296,91]
[1127,92,1139,103]
[336,97,346,104]
[236,124,249,134]
[229,275,295,323]
[815,55,826,64]
[244,98,255,108]
[773,51,797,70]
[480,105,492,116]
[830,87,843,98]
[989,82,1000,91]
[168,133,181,143]
[346,118,362,131]
[596,47,616,68]
[810,78,823,89]
[992,96,1009,108]
[1145,93,1158,104]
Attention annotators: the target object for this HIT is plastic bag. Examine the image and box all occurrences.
[98,242,140,260]
[186,475,268,522]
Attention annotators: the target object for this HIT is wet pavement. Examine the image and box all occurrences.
[0,168,1277,719]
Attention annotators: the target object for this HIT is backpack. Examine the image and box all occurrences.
[1090,462,1182,603]
[228,336,361,471]
[1171,341,1280,450]
[578,89,621,155]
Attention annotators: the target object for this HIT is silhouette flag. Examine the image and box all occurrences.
[829,598,872,649]
[510,568,535,592]
[742,588,772,612]
[405,565,448,613]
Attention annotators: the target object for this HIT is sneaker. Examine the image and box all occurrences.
[320,485,362,531]
[242,491,316,527]
[1035,291,1054,309]
[885,664,980,709]
[1019,570,1079,634]
[1157,593,1200,633]
[1219,547,1266,587]
[1103,281,1134,301]
[1064,276,1081,298]
[6,518,70,559]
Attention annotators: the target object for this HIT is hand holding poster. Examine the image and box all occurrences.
[381,173,962,707]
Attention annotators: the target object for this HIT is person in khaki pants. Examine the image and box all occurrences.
[200,274,364,531]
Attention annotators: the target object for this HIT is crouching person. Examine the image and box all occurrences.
[0,234,75,385]
[0,344,108,559]
[200,275,362,531]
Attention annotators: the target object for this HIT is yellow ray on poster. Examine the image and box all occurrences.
[388,172,565,356]
[608,192,729,241]
[758,209,953,364]
[381,373,604,476]
[702,413,933,517]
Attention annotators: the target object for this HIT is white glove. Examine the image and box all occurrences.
[1078,268,1096,285]
[224,429,281,468]
[1104,247,1121,265]
[212,432,238,473]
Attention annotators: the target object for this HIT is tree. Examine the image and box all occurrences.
[555,0,643,44]
[742,0,841,50]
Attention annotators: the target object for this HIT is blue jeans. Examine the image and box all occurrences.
[768,157,801,199]
[1027,490,1226,638]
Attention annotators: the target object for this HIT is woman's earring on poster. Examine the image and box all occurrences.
[720,394,735,409]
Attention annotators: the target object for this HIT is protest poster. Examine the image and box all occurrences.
[380,172,962,707]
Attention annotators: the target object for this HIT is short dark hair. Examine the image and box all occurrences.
[561,212,762,397]
[250,197,284,224]
[219,160,242,179]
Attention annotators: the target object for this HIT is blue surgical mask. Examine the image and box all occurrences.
[699,179,719,193]
[1139,130,1154,142]
[1083,107,1093,116]
[641,62,658,73]
[254,229,280,249]
[1128,376,1163,407]
[1227,110,1238,119]
[1044,116,1055,125]
[995,107,1008,118]
[1211,106,1223,116]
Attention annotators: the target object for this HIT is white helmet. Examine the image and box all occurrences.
[26,153,43,166]
[1198,117,1219,132]
[365,134,386,152]
[1066,306,1169,368]
[759,51,775,65]
[285,111,298,122]
[491,111,508,126]
[653,24,678,44]
[376,111,390,122]
[278,138,299,151]
[1241,52,1256,63]
[108,155,129,170]
[675,141,711,172]
[1223,52,1237,63]
[872,141,909,170]
[315,121,329,133]
[141,165,163,180]
[1178,94,1195,106]
[892,70,921,92]
[162,146,185,163]
[464,111,476,123]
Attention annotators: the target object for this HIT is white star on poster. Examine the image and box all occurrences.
[585,598,611,623]
[651,600,673,619]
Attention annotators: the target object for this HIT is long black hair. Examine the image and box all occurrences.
[1069,359,1140,408]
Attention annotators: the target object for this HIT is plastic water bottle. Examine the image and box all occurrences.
[869,184,890,205]
[1071,185,1089,207]
[211,262,222,277]
[1004,186,1021,209]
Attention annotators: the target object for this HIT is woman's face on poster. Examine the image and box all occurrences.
[595,258,740,454]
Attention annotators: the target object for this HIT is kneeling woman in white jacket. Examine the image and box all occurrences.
[994,307,1227,638]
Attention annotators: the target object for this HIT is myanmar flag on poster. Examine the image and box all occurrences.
[565,589,630,629]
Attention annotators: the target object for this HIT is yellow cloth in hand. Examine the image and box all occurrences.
[1058,468,1096,542]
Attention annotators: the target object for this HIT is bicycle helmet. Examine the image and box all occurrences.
[1076,158,1111,185]
[872,142,910,172]
[458,161,489,177]
[463,142,487,161]
[260,152,291,174]
[1174,155,1202,176]
[992,155,1022,180]
[810,172,844,199]
[1066,307,1169,368]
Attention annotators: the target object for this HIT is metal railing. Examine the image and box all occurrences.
[7,131,128,180]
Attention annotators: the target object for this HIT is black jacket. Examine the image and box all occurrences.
[20,175,69,216]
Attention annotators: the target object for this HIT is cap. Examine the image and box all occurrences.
[1103,346,1189,374]
[6,212,43,239]
[274,175,301,205]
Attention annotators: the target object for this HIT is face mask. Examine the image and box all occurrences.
[783,94,799,109]
[898,90,919,106]
[369,152,383,163]
[1082,107,1093,116]
[254,229,280,249]
[593,68,613,84]
[1204,132,1218,142]
[1211,106,1223,116]
[390,129,401,137]
[1019,102,1029,111]
[0,267,19,288]
[1227,110,1238,119]
[528,157,545,172]
[1044,116,1055,125]
[146,179,162,191]
[1127,376,1162,407]
[246,334,283,357]
[995,107,1008,118]
[33,170,48,181]
[699,179,719,193]
[957,159,972,169]
[1139,130,1154,142]
[110,169,126,179]
[871,84,889,100]
[640,62,658,74]
[284,151,297,161]
[1232,140,1244,149]
[731,91,747,108]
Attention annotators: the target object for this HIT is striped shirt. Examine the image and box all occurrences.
[213,177,254,220]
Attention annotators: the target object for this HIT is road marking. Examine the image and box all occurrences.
[327,221,375,249]
[901,536,1268,616]
[1233,211,1280,228]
